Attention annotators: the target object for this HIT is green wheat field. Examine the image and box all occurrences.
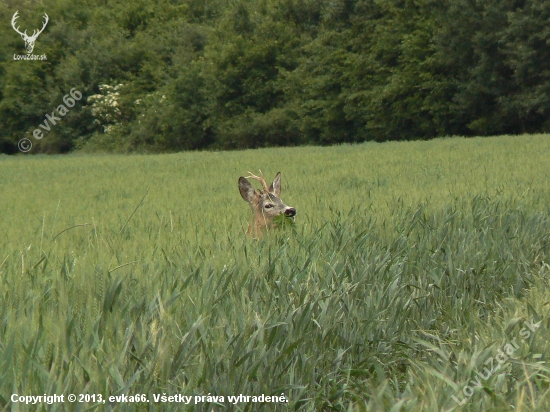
[1,134,550,411]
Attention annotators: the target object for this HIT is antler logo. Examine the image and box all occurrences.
[11,11,49,54]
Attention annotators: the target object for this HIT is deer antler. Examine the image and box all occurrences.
[31,13,49,39]
[11,11,48,40]
[11,11,26,37]
[245,170,270,192]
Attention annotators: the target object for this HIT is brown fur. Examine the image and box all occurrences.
[238,171,296,238]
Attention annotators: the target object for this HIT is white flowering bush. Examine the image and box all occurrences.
[87,84,124,133]
[135,91,166,116]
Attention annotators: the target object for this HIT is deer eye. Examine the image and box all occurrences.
[264,204,274,209]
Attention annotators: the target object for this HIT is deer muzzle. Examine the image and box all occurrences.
[284,208,296,217]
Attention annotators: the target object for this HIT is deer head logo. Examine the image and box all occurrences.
[11,11,49,54]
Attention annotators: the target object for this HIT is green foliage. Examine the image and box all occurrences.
[1,0,550,153]
[500,0,550,132]
[1,135,550,409]
[272,213,296,231]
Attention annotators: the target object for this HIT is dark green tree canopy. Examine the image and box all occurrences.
[1,0,548,153]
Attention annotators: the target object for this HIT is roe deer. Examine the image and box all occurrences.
[238,171,296,238]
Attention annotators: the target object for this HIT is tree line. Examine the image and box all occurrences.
[0,0,548,154]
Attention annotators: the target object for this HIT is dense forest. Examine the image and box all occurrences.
[0,0,548,154]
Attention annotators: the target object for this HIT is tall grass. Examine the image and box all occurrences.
[0,135,549,411]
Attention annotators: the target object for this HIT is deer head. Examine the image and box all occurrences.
[239,170,296,238]
[12,11,49,54]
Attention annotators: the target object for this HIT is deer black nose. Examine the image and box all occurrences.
[285,208,296,217]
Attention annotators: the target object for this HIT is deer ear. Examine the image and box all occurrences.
[269,172,281,197]
[239,177,258,203]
